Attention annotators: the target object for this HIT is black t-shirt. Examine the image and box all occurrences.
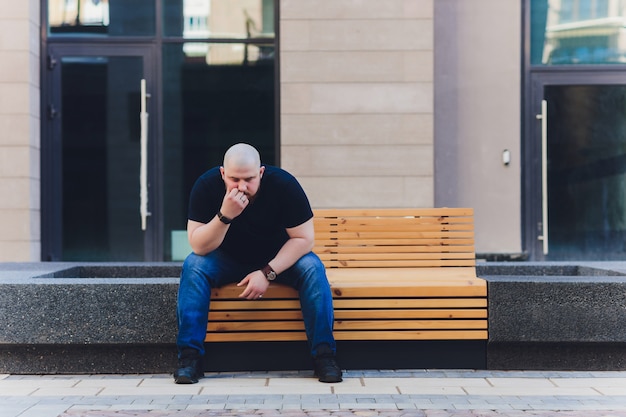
[187,165,314,266]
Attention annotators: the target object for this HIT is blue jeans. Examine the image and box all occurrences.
[176,250,336,358]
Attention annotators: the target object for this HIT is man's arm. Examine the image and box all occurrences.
[187,188,250,255]
[267,217,315,274]
[187,217,230,256]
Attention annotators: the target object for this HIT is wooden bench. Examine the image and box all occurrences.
[207,208,488,343]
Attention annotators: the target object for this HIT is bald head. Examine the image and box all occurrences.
[223,143,261,170]
[220,143,265,199]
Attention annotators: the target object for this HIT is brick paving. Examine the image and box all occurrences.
[18,407,626,416]
[3,370,626,417]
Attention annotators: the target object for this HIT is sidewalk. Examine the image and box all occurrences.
[2,369,626,417]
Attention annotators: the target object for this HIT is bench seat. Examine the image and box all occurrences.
[206,208,488,343]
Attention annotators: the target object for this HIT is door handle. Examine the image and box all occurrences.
[140,79,151,231]
[535,99,548,255]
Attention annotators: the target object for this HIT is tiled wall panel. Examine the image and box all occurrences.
[280,0,434,208]
[0,0,40,261]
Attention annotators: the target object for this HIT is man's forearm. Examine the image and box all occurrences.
[187,216,229,256]
[267,236,314,274]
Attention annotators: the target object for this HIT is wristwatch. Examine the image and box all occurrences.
[217,211,232,224]
[261,264,277,281]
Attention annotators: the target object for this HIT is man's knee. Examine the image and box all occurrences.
[295,252,326,274]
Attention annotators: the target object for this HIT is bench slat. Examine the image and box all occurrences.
[315,245,475,254]
[211,297,488,310]
[316,231,474,239]
[205,330,488,342]
[209,320,487,332]
[313,208,474,217]
[332,330,488,340]
[323,259,476,268]
[209,309,487,321]
[318,252,475,261]
[314,222,474,233]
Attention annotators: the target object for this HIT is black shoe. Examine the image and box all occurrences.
[313,354,343,383]
[174,349,204,384]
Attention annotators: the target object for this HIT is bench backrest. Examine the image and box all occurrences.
[313,208,475,268]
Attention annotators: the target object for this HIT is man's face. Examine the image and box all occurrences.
[220,164,264,198]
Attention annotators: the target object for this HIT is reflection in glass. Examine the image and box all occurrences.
[49,0,109,33]
[183,42,274,64]
[48,0,155,36]
[60,56,145,260]
[161,42,275,260]
[531,0,626,64]
[164,0,275,39]
[546,85,626,260]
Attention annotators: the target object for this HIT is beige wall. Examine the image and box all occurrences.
[0,0,40,261]
[434,0,522,255]
[280,0,435,208]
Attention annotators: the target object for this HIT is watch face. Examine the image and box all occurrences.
[267,271,277,281]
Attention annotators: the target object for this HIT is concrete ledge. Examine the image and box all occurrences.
[0,263,180,373]
[0,344,176,374]
[2,262,626,373]
[479,262,626,370]
[487,342,626,370]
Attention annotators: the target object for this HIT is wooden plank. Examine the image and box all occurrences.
[316,231,475,240]
[334,320,487,331]
[326,267,481,280]
[333,298,487,308]
[318,257,476,266]
[336,309,487,319]
[211,297,488,310]
[209,321,305,332]
[212,286,299,299]
[332,330,488,341]
[205,329,488,342]
[211,283,487,299]
[314,224,474,234]
[206,332,307,342]
[209,319,487,333]
[314,222,474,233]
[314,245,476,254]
[329,287,485,298]
[317,252,475,261]
[327,275,485,284]
[313,208,474,217]
[315,238,476,248]
[315,222,474,231]
[211,299,300,309]
[209,309,487,321]
[314,214,475,223]
[322,259,476,268]
[209,310,304,321]
[211,270,486,299]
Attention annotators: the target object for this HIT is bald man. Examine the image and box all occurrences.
[174,143,342,384]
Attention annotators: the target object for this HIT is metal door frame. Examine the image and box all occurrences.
[41,43,161,261]
[523,68,626,260]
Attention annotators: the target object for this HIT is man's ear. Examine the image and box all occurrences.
[259,166,265,177]
[220,166,225,179]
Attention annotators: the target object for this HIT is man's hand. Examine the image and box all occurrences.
[237,270,270,300]
[220,188,249,219]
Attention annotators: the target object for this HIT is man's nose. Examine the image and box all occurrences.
[238,183,248,192]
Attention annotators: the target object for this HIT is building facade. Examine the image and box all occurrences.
[1,0,625,262]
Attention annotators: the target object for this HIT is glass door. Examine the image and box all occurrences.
[528,71,626,260]
[42,45,157,261]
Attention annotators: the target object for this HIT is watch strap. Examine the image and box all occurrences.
[261,264,276,280]
[217,211,232,224]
